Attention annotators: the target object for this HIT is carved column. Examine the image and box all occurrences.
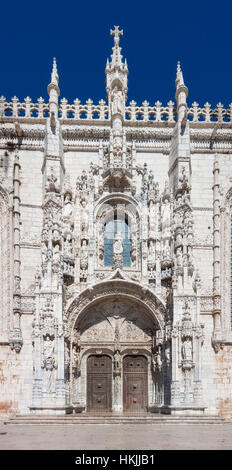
[212,156,221,333]
[56,286,66,403]
[32,280,43,405]
[9,150,23,353]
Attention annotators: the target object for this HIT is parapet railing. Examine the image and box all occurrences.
[0,96,232,123]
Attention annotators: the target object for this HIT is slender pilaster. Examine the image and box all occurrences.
[9,150,23,353]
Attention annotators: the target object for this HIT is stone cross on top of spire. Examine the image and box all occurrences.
[107,25,127,71]
[110,26,123,47]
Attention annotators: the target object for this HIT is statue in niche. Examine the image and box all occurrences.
[164,242,171,259]
[64,342,70,368]
[114,349,121,371]
[53,243,60,262]
[43,335,54,360]
[53,222,60,241]
[111,86,124,115]
[81,200,89,233]
[43,357,56,393]
[113,232,123,267]
[72,345,81,372]
[114,232,123,254]
[161,198,171,238]
[63,193,73,218]
[81,170,88,191]
[181,338,193,361]
[80,240,88,270]
[176,247,182,267]
[64,232,72,257]
[152,350,162,373]
[41,242,47,264]
[148,240,156,267]
[165,346,171,365]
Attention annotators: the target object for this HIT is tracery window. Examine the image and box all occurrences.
[104,214,131,267]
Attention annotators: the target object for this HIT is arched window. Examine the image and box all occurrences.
[104,213,131,267]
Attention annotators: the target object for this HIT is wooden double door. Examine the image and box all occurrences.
[123,355,148,413]
[87,355,112,412]
[87,354,148,413]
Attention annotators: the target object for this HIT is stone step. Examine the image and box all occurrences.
[5,415,227,425]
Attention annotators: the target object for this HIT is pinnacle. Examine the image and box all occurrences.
[51,57,59,87]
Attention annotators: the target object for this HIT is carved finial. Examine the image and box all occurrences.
[110,26,123,47]
[51,57,59,86]
[176,61,185,87]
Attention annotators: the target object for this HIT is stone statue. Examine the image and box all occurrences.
[161,198,171,237]
[53,243,60,262]
[81,200,89,233]
[63,193,73,217]
[41,242,47,264]
[43,336,54,360]
[152,350,162,373]
[80,240,88,269]
[176,247,182,267]
[64,232,72,257]
[114,349,121,370]
[181,338,192,361]
[114,232,123,254]
[148,240,156,270]
[111,86,124,115]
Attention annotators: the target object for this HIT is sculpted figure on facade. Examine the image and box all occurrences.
[114,349,121,371]
[64,231,73,257]
[152,349,162,373]
[80,240,88,270]
[43,335,54,361]
[80,199,89,234]
[181,338,193,361]
[111,86,124,116]
[113,232,123,267]
[148,240,156,270]
[63,192,73,218]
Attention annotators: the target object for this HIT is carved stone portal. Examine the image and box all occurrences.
[71,296,159,411]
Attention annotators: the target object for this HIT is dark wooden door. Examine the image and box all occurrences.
[87,355,112,413]
[123,355,148,413]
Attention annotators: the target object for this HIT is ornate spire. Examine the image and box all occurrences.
[105,26,128,111]
[47,57,60,118]
[175,61,188,123]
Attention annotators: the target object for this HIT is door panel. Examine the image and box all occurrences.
[123,355,148,413]
[87,355,112,412]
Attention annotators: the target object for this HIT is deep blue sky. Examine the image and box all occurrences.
[0,0,231,108]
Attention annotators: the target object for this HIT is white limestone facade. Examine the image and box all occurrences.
[0,27,232,417]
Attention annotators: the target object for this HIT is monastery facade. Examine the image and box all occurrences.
[0,27,232,417]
